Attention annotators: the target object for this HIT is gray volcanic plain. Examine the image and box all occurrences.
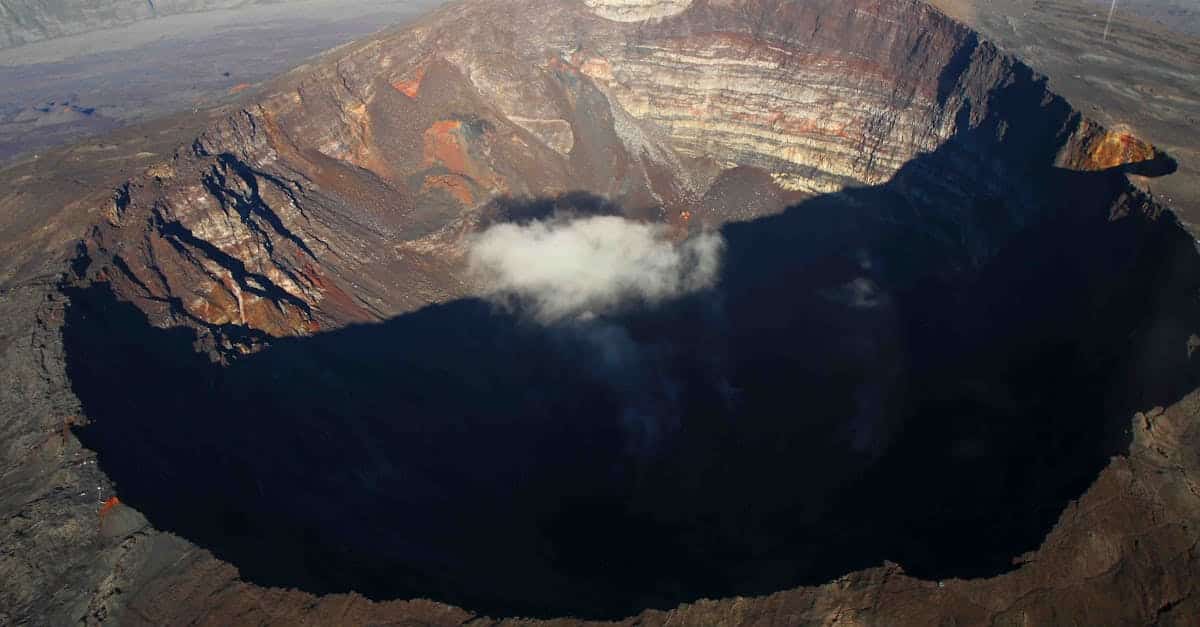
[0,0,446,163]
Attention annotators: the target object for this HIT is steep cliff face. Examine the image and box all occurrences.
[3,0,1198,624]
[76,0,1167,347]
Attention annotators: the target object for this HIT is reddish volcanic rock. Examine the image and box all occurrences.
[69,0,1174,350]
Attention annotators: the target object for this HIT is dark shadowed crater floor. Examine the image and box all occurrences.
[63,134,1196,619]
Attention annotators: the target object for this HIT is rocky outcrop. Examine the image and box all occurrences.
[584,0,695,22]
[1060,117,1162,171]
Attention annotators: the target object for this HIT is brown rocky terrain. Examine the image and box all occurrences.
[2,0,1199,624]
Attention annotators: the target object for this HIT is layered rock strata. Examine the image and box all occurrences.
[74,0,1164,348]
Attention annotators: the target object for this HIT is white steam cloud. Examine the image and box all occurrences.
[467,214,725,456]
[468,215,723,323]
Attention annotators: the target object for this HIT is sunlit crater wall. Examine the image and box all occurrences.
[78,0,1162,345]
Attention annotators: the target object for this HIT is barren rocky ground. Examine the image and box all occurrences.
[1086,0,1200,36]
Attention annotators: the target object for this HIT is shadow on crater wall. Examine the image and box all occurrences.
[64,131,1200,618]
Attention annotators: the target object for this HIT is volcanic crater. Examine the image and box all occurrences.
[43,0,1200,621]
